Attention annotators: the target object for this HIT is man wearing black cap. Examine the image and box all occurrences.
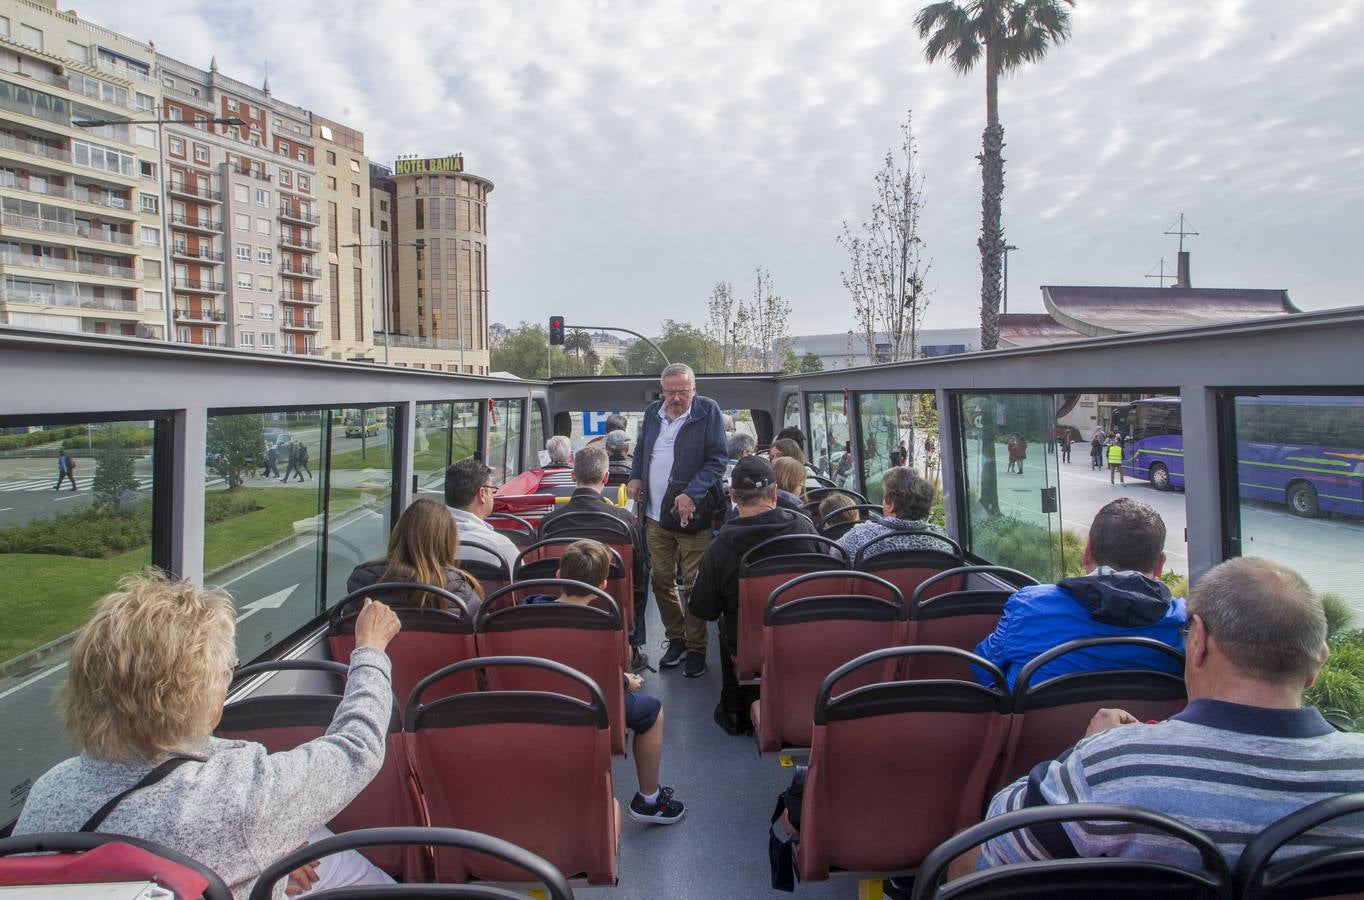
[690,456,822,735]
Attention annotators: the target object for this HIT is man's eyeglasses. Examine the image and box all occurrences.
[1180,615,1205,642]
[662,389,693,397]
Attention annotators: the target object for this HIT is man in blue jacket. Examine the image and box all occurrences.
[628,363,729,678]
[975,498,1187,688]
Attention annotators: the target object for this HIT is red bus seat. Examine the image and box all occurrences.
[992,636,1187,795]
[456,539,513,597]
[475,579,628,756]
[852,531,966,609]
[247,826,576,900]
[736,535,850,682]
[513,538,632,649]
[536,510,640,639]
[907,566,1037,680]
[753,572,906,753]
[914,803,1233,899]
[487,512,537,549]
[816,503,885,542]
[0,832,230,900]
[216,659,424,880]
[403,657,619,886]
[328,582,479,707]
[796,646,1010,882]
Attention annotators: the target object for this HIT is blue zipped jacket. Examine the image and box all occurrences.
[628,395,729,508]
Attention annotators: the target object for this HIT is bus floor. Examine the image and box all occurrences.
[602,589,852,899]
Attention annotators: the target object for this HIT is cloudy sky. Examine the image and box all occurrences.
[85,0,1364,337]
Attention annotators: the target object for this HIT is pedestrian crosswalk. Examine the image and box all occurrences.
[0,476,155,493]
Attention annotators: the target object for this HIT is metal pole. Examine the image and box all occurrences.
[380,239,390,364]
[573,325,669,368]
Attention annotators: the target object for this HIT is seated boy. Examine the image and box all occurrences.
[527,539,686,825]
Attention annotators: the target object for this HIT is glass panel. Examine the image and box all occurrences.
[0,418,159,829]
[1231,394,1364,619]
[782,393,800,433]
[957,393,1065,582]
[526,399,545,470]
[204,411,324,659]
[413,400,480,500]
[857,392,939,506]
[323,406,396,605]
[808,391,854,488]
[487,398,524,485]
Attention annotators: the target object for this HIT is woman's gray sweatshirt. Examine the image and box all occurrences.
[14,646,393,900]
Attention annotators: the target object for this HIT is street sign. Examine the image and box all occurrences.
[582,411,621,436]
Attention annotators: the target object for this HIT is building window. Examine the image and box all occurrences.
[256,218,271,235]
[139,193,158,214]
[256,188,270,206]
[193,145,209,163]
[259,304,274,321]
[325,150,337,165]
[296,148,307,162]
[260,332,275,349]
[239,301,254,318]
[298,175,310,192]
[236,245,251,262]
[233,184,249,203]
[236,272,252,290]
[349,159,360,173]
[143,290,163,311]
[234,213,250,232]
[325,176,337,190]
[144,259,162,279]
[350,183,360,198]
[258,274,272,291]
[415,199,424,230]
[140,160,157,180]
[226,98,238,112]
[351,207,361,238]
[135,92,154,112]
[178,326,190,343]
[278,142,290,157]
[136,126,157,149]
[257,248,272,265]
[239,330,253,348]
[279,169,291,186]
[19,24,42,50]
[139,225,160,245]
[329,263,340,340]
[169,138,184,156]
[379,199,388,212]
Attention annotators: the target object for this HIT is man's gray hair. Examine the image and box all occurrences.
[545,435,572,465]
[573,444,609,486]
[1189,557,1326,684]
[660,362,695,385]
[728,432,756,459]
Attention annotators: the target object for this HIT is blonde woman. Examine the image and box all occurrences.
[347,497,484,613]
[14,571,401,899]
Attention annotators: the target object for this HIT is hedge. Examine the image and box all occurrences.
[0,425,84,452]
[61,426,155,451]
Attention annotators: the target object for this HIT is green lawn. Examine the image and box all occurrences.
[329,445,394,471]
[1,486,365,665]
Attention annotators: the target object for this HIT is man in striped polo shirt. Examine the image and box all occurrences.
[982,557,1364,870]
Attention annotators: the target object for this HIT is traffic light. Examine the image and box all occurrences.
[549,316,565,345]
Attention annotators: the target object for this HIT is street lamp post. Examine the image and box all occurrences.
[74,116,247,342]
[1002,243,1018,314]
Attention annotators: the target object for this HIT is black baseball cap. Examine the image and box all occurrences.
[731,455,775,490]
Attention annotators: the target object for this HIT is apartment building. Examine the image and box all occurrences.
[314,115,373,361]
[0,0,168,339]
[369,156,492,373]
[158,55,324,355]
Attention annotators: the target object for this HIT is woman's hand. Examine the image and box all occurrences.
[354,597,401,652]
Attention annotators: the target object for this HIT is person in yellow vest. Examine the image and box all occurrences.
[1107,433,1125,484]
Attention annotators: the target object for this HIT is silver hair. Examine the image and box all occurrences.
[1189,557,1326,684]
[728,432,756,459]
[573,444,609,485]
[660,363,695,386]
[545,435,572,465]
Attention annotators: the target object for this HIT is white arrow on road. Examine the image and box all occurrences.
[236,583,301,623]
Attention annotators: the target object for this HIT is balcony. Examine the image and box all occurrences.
[271,121,314,142]
[95,58,155,85]
[383,334,473,351]
[0,253,138,280]
[0,178,137,215]
[171,245,224,263]
[280,344,324,356]
[229,164,273,183]
[279,234,320,252]
[167,181,222,203]
[281,313,321,331]
[0,285,138,313]
[278,205,319,225]
[280,262,320,279]
[1,212,135,246]
[0,132,71,164]
[169,213,222,234]
[163,84,213,110]
[174,307,227,323]
[281,290,321,305]
[172,277,225,294]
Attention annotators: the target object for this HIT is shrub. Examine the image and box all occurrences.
[1160,570,1189,598]
[92,447,139,508]
[1322,593,1353,640]
[62,426,154,451]
[1304,602,1364,731]
[970,514,1086,583]
[0,425,84,452]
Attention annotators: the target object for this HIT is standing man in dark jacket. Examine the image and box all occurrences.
[541,445,650,672]
[627,363,729,678]
[690,456,822,735]
[605,429,633,484]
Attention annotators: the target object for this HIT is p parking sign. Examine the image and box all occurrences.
[583,411,622,436]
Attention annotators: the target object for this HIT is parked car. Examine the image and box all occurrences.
[345,421,379,438]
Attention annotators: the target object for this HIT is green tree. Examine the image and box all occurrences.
[780,348,801,374]
[489,321,590,379]
[915,0,1073,350]
[206,414,264,491]
[798,352,825,373]
[92,429,139,509]
[622,320,723,376]
[600,357,622,376]
[565,328,593,358]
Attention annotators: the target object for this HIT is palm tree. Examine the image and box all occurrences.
[915,0,1073,350]
[564,328,592,359]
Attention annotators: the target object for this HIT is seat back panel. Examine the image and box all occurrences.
[738,571,852,681]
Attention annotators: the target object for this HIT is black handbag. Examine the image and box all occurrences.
[658,481,720,535]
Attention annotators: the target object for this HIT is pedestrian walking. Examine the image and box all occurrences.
[1060,430,1073,463]
[297,442,312,481]
[1090,427,1104,470]
[261,443,279,478]
[53,449,77,491]
[281,441,300,482]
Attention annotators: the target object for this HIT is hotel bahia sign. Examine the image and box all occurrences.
[394,155,465,175]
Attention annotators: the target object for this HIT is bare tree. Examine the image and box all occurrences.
[838,110,932,366]
[745,267,791,372]
[705,281,737,369]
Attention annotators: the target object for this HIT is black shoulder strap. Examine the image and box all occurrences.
[80,757,193,833]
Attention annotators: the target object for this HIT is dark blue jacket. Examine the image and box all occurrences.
[628,395,729,508]
[974,569,1187,689]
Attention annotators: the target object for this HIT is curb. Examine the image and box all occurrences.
[0,630,77,681]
